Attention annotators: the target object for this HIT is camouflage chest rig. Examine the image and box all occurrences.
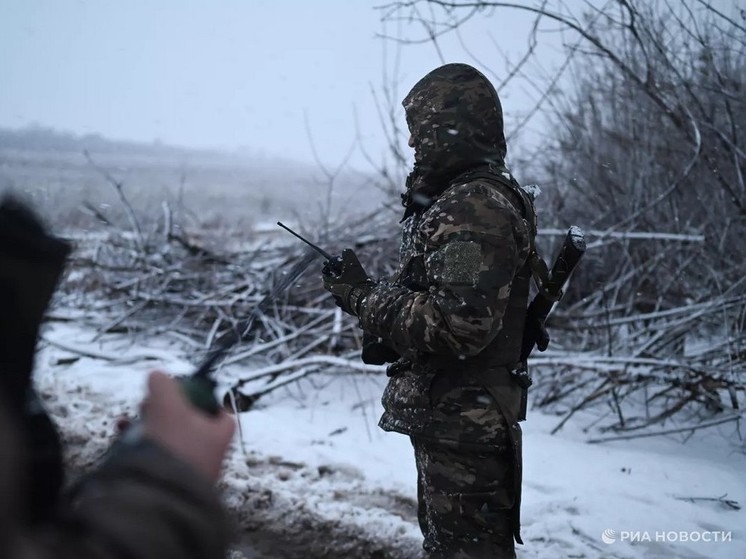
[455,164,541,424]
[394,162,540,426]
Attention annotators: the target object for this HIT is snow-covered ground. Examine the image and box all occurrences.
[35,319,745,558]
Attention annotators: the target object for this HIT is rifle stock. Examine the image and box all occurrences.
[531,226,586,321]
[513,226,585,421]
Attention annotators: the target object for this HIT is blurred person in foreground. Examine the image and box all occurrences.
[322,63,541,558]
[0,197,235,559]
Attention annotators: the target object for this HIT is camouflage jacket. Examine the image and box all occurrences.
[358,64,535,446]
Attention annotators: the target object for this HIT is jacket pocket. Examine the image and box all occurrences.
[382,369,438,414]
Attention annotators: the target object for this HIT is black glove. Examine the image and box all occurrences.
[321,248,375,317]
[520,305,550,362]
[361,333,400,365]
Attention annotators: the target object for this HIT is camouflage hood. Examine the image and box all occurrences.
[403,63,507,198]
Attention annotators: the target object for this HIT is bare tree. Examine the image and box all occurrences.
[377,0,745,436]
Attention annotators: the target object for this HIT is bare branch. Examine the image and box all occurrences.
[83,150,145,252]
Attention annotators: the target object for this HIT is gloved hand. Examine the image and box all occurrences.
[321,248,375,317]
[520,306,550,362]
[361,333,400,365]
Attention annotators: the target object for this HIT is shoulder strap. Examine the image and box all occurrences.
[450,165,535,234]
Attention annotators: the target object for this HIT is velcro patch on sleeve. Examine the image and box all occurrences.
[428,240,483,285]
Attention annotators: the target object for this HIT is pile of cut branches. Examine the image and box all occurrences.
[51,205,744,437]
[532,288,745,441]
[53,209,399,409]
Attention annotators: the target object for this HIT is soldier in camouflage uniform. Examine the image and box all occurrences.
[322,63,538,558]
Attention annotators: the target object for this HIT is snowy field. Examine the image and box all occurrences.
[35,318,745,558]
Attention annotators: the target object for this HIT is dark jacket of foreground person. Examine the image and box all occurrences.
[0,197,231,559]
[0,412,231,559]
[323,63,537,558]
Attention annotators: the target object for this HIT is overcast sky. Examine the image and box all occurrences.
[1,0,584,169]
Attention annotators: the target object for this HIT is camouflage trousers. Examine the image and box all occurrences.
[412,437,516,559]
